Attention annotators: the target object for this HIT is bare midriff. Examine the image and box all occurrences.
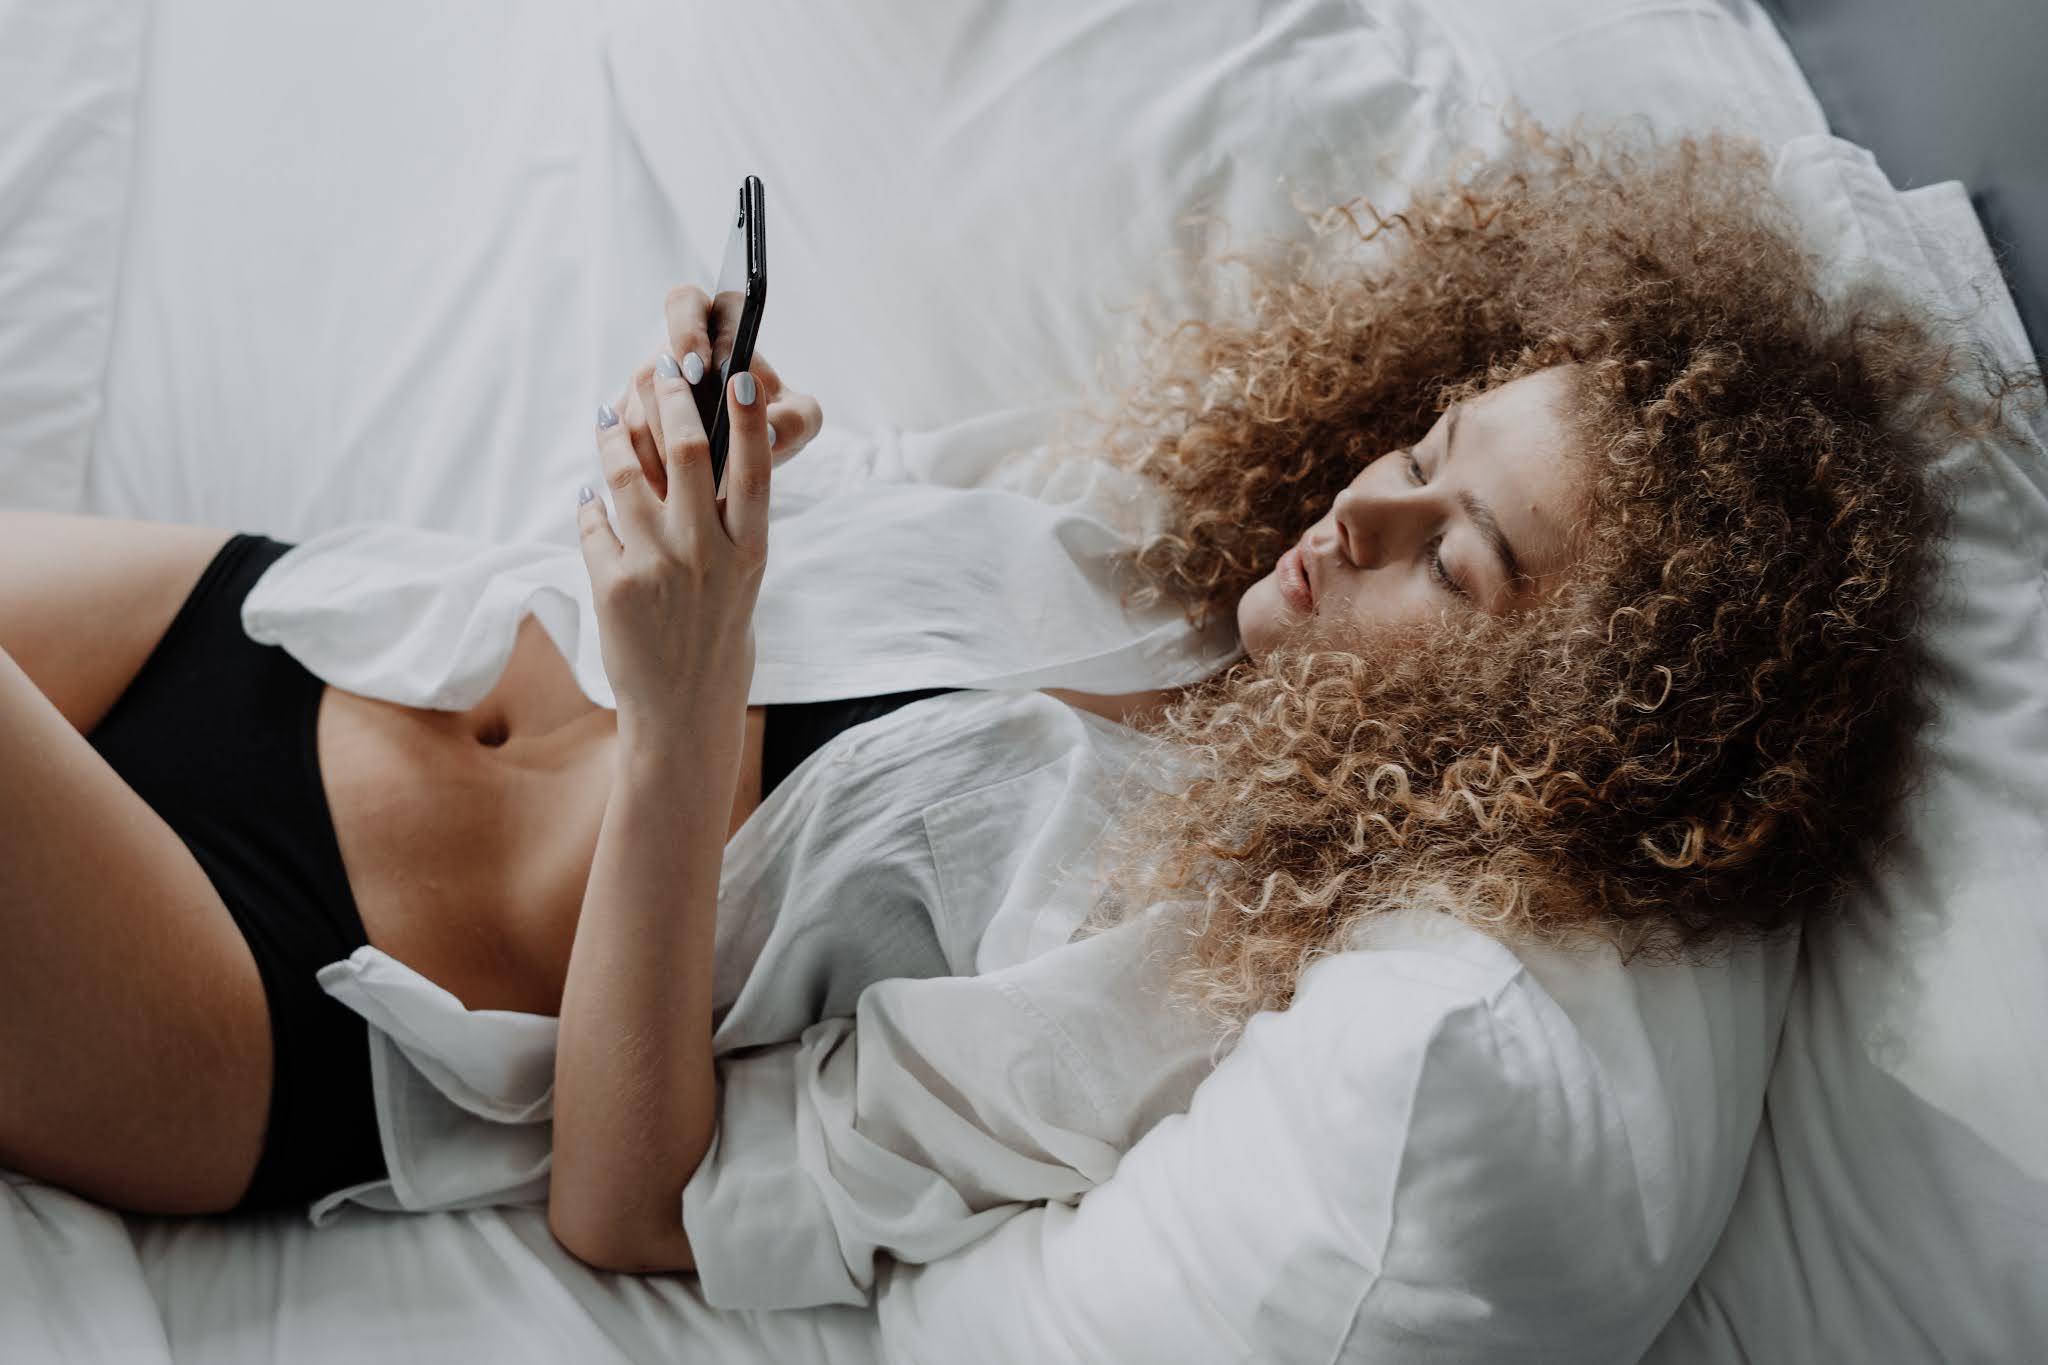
[317,615,1182,1016]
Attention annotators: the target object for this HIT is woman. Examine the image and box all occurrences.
[0,124,1988,1260]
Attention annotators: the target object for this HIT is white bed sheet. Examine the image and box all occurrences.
[1,0,1839,1361]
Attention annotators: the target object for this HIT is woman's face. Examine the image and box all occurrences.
[1238,366,1589,658]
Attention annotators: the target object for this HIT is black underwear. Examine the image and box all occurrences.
[87,532,388,1216]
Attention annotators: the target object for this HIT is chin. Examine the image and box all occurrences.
[1236,577,1291,662]
[1250,566,1340,659]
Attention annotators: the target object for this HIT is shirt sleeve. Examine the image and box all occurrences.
[680,909,1221,1310]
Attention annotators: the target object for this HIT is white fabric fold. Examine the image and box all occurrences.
[682,905,1220,1309]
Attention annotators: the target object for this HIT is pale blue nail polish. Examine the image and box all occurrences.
[682,351,705,385]
[578,483,595,505]
[768,423,779,449]
[656,352,682,380]
[596,403,619,428]
[734,372,756,406]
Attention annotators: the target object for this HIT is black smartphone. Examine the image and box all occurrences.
[700,175,767,498]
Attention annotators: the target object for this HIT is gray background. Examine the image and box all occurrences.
[1760,0,2047,360]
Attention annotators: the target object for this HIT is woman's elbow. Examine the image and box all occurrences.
[550,1205,699,1276]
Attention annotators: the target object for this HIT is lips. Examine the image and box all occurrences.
[1278,545,1315,612]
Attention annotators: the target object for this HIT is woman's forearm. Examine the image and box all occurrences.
[549,718,738,1273]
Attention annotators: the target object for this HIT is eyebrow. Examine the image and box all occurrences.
[1444,402,1525,591]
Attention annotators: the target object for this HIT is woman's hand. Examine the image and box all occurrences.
[613,285,825,501]
[576,348,776,747]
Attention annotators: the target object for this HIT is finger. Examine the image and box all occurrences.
[651,342,721,546]
[594,404,663,547]
[747,353,786,403]
[721,368,773,553]
[762,393,824,466]
[620,365,668,500]
[634,366,671,502]
[575,482,622,571]
[663,284,714,382]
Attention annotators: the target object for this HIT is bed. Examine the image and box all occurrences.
[1,1,2040,1360]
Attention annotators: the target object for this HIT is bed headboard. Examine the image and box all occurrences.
[1759,0,2047,362]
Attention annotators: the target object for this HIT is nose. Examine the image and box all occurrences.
[1330,480,1437,570]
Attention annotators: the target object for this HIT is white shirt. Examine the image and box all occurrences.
[237,405,1792,1331]
[239,404,1242,1233]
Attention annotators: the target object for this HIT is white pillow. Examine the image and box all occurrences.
[0,0,146,513]
[874,909,1794,1364]
[1644,138,2048,1364]
[595,0,1827,441]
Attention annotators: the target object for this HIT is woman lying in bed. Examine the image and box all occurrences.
[0,126,1992,1276]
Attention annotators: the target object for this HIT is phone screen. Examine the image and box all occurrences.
[697,190,752,450]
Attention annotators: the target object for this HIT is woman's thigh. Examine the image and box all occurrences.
[0,509,237,734]
[0,512,273,1213]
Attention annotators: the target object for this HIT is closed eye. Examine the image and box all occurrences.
[1405,451,1469,600]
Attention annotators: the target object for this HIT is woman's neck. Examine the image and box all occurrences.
[1038,684,1191,734]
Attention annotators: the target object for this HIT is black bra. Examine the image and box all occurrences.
[757,687,969,800]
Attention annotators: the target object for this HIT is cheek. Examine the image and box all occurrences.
[1323,580,1439,641]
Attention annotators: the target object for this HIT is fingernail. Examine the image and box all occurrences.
[596,403,619,429]
[682,351,705,385]
[734,371,756,407]
[656,352,682,381]
[767,423,779,449]
[578,483,595,506]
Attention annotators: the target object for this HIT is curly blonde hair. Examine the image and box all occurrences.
[1065,122,2033,1048]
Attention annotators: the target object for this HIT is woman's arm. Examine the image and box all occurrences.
[549,283,792,1274]
[548,724,736,1273]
